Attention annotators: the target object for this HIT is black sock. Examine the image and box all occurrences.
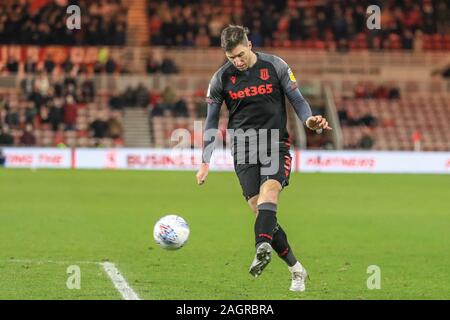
[271,224,298,267]
[255,202,277,246]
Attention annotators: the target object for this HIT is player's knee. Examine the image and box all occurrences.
[247,195,259,215]
[259,192,278,204]
[258,180,281,204]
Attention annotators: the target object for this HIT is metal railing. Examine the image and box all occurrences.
[324,85,344,150]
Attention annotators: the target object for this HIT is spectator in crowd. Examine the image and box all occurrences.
[160,57,179,74]
[354,83,401,100]
[146,53,179,74]
[160,86,177,113]
[109,94,124,110]
[0,0,128,46]
[358,113,377,127]
[105,58,117,74]
[358,127,375,150]
[173,99,188,118]
[35,72,50,96]
[107,114,123,140]
[63,95,77,131]
[1,45,138,78]
[0,99,5,116]
[373,85,390,99]
[115,84,152,108]
[44,55,56,74]
[20,124,36,146]
[354,83,368,98]
[61,57,74,74]
[436,2,450,34]
[249,22,264,48]
[183,31,196,47]
[1,71,124,148]
[48,99,63,131]
[5,105,20,129]
[150,104,164,117]
[24,58,37,74]
[135,84,150,108]
[0,148,5,167]
[401,29,414,50]
[195,27,211,48]
[388,87,401,99]
[146,54,162,73]
[6,56,19,73]
[0,125,14,146]
[149,30,164,46]
[26,87,44,111]
[114,22,127,46]
[91,113,109,139]
[39,102,51,127]
[81,80,95,103]
[442,65,450,78]
[146,0,448,51]
[122,86,137,106]
[339,108,378,128]
[21,77,35,97]
[25,102,37,125]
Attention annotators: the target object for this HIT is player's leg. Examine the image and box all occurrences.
[254,179,281,245]
[272,224,297,267]
[247,195,258,215]
[233,161,274,277]
[234,163,260,205]
[273,223,308,291]
[254,149,290,250]
[248,195,298,268]
[247,179,280,277]
[234,164,275,277]
[256,150,308,290]
[237,159,306,286]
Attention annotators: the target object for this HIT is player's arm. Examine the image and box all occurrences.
[288,88,332,131]
[201,102,221,164]
[196,73,223,185]
[276,58,332,131]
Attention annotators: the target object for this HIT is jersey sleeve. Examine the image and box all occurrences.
[206,71,224,105]
[202,102,221,163]
[272,56,312,123]
[202,71,224,164]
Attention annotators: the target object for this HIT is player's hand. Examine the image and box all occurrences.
[306,115,332,131]
[196,163,209,185]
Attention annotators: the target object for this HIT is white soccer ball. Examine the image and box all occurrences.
[153,215,190,250]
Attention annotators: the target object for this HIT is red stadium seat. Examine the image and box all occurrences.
[337,93,450,151]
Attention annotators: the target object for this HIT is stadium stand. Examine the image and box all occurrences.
[147,0,450,51]
[0,0,128,46]
[336,93,450,151]
[0,73,124,148]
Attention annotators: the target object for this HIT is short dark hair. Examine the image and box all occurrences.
[221,25,249,52]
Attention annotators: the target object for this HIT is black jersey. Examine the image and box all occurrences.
[203,51,312,163]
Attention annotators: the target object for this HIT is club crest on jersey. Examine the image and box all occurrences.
[288,68,296,82]
[259,68,270,80]
[230,76,236,84]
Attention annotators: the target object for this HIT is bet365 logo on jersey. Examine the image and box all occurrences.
[228,84,273,100]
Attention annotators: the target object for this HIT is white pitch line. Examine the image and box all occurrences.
[1,259,141,300]
[100,262,141,300]
[1,259,99,265]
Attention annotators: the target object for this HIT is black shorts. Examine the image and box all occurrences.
[233,149,292,201]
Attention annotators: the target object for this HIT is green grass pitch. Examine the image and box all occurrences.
[0,168,449,300]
